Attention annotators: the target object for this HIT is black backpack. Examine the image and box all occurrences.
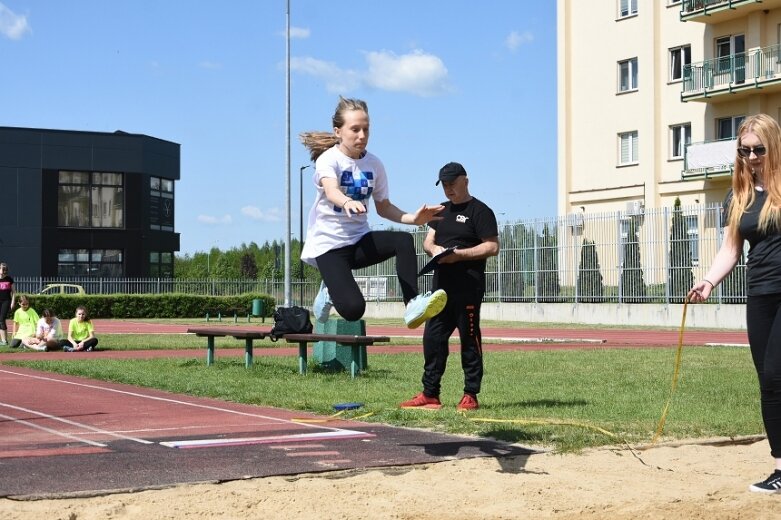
[270,306,313,340]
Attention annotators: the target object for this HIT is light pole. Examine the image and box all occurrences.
[299,164,311,304]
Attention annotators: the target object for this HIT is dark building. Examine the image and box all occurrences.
[0,127,180,277]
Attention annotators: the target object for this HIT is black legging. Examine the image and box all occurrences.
[61,337,99,351]
[0,300,10,331]
[316,231,419,322]
[746,293,781,458]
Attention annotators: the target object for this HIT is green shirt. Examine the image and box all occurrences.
[69,319,94,341]
[13,308,40,339]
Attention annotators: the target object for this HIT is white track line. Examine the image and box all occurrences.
[0,402,152,444]
[0,368,357,445]
[0,410,108,447]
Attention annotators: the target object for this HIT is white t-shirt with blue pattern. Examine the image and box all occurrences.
[301,145,389,266]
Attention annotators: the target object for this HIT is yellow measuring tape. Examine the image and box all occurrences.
[651,298,688,444]
[292,410,375,423]
[292,302,690,450]
[467,299,690,448]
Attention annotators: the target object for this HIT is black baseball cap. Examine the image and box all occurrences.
[436,162,467,185]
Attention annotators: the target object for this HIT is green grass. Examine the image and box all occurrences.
[3,345,761,452]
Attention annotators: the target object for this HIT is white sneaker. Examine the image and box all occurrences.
[403,289,447,329]
[313,281,333,323]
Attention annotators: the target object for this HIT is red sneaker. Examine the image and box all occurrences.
[456,394,479,411]
[400,392,442,409]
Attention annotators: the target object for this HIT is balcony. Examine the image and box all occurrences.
[682,44,781,101]
[681,0,781,23]
[682,138,735,180]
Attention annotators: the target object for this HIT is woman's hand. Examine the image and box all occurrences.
[687,280,714,303]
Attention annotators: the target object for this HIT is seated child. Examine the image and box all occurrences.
[64,305,98,352]
[11,295,41,350]
[27,309,64,351]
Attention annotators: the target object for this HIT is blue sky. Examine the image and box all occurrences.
[1,1,557,255]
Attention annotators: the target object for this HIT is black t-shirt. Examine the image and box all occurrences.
[724,188,781,295]
[428,196,498,291]
[0,275,13,302]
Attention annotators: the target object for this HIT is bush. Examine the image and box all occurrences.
[27,293,276,319]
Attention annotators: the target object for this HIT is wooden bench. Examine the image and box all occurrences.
[187,327,272,368]
[283,333,390,378]
[186,327,389,377]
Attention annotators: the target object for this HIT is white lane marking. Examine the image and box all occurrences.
[0,368,356,437]
[0,411,107,447]
[160,429,371,449]
[0,403,153,444]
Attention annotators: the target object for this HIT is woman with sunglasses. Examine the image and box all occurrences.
[689,113,781,494]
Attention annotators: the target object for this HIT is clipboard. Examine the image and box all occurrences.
[417,247,456,276]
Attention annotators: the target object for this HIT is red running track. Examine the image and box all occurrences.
[88,319,749,348]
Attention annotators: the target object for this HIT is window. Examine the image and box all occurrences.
[150,251,174,278]
[620,218,630,244]
[670,123,691,159]
[619,131,639,165]
[685,215,699,265]
[58,249,123,276]
[618,0,638,18]
[717,116,745,140]
[150,176,175,232]
[618,58,638,92]
[715,34,745,83]
[669,45,691,82]
[58,171,124,228]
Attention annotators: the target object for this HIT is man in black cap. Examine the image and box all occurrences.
[400,162,499,410]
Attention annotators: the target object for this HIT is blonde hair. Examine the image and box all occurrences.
[727,113,781,242]
[299,97,369,161]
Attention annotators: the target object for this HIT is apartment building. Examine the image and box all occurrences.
[558,0,781,216]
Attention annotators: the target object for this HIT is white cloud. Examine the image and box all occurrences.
[505,31,534,52]
[290,56,361,93]
[197,214,233,225]
[291,49,450,97]
[198,60,222,70]
[364,50,449,97]
[0,2,31,40]
[289,26,310,39]
[241,206,282,222]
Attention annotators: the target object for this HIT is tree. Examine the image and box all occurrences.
[499,224,524,300]
[667,197,694,303]
[240,251,258,279]
[620,218,646,303]
[536,223,560,302]
[576,238,604,302]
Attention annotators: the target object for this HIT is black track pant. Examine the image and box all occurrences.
[316,231,419,322]
[421,288,484,397]
[746,293,781,458]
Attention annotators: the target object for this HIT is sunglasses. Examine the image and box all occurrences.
[737,145,767,158]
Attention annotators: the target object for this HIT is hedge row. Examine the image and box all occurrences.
[24,293,277,319]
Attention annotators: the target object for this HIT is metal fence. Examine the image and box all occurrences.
[15,204,744,306]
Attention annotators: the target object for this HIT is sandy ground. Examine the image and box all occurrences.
[3,436,780,519]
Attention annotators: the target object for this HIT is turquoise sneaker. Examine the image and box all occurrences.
[403,289,447,329]
[313,281,333,323]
